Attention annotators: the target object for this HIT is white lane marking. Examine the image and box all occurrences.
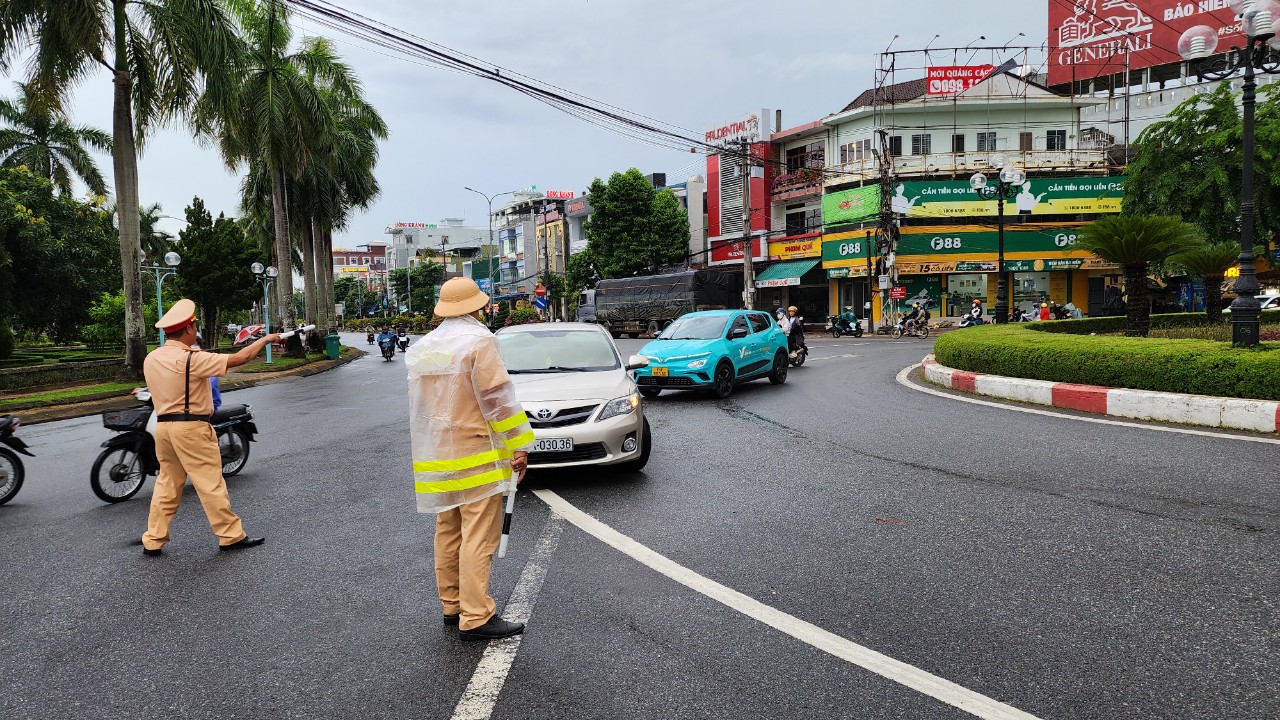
[806,353,861,362]
[450,512,565,720]
[897,364,1280,446]
[533,489,1042,720]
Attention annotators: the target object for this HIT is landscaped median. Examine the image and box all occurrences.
[924,312,1280,433]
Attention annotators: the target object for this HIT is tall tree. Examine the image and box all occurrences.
[581,169,690,280]
[0,0,243,373]
[174,196,265,348]
[1171,242,1245,318]
[388,262,445,315]
[0,81,110,195]
[1076,215,1202,337]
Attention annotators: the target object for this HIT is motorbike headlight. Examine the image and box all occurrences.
[688,358,708,369]
[598,394,640,421]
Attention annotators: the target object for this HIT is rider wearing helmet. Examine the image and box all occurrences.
[1039,302,1051,321]
[838,305,859,333]
[902,302,922,332]
[786,305,805,357]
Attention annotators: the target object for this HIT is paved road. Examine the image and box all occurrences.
[0,331,1274,719]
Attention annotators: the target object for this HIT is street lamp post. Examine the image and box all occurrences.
[1179,0,1280,346]
[464,186,519,310]
[970,157,1026,324]
[142,251,182,343]
[251,262,279,364]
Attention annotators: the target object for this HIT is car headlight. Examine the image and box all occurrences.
[598,393,640,421]
[688,358,708,369]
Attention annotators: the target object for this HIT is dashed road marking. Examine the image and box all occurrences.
[533,489,1044,720]
[450,512,565,720]
[897,363,1280,446]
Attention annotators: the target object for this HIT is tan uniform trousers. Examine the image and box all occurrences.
[141,421,247,550]
[434,493,503,631]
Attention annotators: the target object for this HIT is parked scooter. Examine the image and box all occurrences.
[90,388,258,503]
[379,334,397,361]
[0,414,34,505]
[825,314,864,338]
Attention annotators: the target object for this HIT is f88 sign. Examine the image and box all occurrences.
[926,65,996,94]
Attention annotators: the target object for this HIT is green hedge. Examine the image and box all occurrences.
[934,323,1280,400]
[1031,309,1280,335]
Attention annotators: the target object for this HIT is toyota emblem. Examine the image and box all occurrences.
[534,408,554,421]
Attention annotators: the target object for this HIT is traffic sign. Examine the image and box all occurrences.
[534,284,547,297]
[889,286,907,300]
[477,278,492,293]
[534,296,548,310]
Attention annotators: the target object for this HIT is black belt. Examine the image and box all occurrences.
[157,414,212,423]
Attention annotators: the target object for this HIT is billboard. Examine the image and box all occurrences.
[822,185,880,226]
[891,176,1124,218]
[704,110,773,146]
[1047,0,1243,87]
[927,65,997,94]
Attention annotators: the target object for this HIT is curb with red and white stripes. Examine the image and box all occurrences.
[920,354,1280,434]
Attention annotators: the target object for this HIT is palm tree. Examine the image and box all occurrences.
[1076,215,1203,336]
[198,0,335,334]
[0,0,242,373]
[139,202,175,261]
[1170,242,1241,318]
[0,82,110,195]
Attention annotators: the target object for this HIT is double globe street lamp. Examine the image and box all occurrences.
[970,157,1027,324]
[142,251,182,342]
[251,262,279,364]
[1179,0,1280,346]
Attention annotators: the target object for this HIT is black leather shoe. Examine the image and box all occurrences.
[142,547,163,557]
[218,536,266,552]
[443,614,460,626]
[459,616,524,641]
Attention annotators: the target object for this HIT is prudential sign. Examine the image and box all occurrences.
[704,110,772,147]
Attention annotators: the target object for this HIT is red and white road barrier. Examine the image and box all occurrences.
[921,354,1280,433]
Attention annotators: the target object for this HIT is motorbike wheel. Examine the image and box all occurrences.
[890,326,904,339]
[0,447,23,505]
[219,428,251,476]
[789,348,807,368]
[853,328,864,338]
[917,325,931,339]
[830,328,842,338]
[90,446,148,503]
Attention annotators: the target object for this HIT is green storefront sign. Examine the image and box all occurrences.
[822,235,874,262]
[892,176,1124,217]
[827,268,850,279]
[898,227,1085,256]
[822,185,880,226]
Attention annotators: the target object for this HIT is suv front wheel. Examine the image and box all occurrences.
[710,361,734,399]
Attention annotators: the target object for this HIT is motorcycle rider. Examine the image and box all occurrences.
[786,305,806,358]
[377,326,398,358]
[775,307,791,335]
[1039,302,1051,321]
[837,305,859,334]
[901,303,922,333]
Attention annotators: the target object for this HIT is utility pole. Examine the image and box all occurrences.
[865,229,874,318]
[739,140,756,310]
[1123,46,1132,150]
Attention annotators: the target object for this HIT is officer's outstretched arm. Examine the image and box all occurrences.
[227,334,283,368]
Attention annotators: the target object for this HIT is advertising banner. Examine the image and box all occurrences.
[822,185,880,226]
[927,65,996,94]
[890,176,1124,218]
[1047,0,1242,87]
[709,236,768,266]
[897,226,1089,256]
[822,235,874,264]
[768,235,821,261]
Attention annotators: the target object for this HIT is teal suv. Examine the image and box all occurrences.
[633,310,790,399]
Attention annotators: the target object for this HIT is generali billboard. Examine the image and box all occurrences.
[1047,0,1243,87]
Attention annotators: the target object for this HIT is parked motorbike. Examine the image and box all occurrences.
[379,336,397,361]
[825,314,864,338]
[0,414,34,505]
[90,388,258,503]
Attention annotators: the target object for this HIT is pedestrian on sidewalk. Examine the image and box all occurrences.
[405,277,535,641]
[140,299,280,556]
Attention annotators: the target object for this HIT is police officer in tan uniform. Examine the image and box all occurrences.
[140,299,280,556]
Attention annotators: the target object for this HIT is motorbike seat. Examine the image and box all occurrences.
[0,414,16,432]
[211,404,251,423]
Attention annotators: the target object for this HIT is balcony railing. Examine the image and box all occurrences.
[771,166,823,199]
[823,149,1112,185]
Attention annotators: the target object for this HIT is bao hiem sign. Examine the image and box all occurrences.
[1047,0,1243,87]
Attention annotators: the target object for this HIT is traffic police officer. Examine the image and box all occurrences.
[140,299,280,556]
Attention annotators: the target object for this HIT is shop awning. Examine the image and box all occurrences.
[754,259,820,288]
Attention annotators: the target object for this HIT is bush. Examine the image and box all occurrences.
[505,308,539,326]
[934,323,1280,400]
[1033,309,1280,335]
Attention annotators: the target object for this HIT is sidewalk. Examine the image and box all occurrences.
[13,347,366,425]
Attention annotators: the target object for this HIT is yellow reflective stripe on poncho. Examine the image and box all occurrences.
[503,430,535,451]
[415,467,512,494]
[489,412,529,433]
[412,447,512,473]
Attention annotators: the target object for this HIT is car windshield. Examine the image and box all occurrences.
[657,315,729,340]
[498,329,620,373]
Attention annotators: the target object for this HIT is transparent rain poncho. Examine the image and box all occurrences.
[405,315,534,514]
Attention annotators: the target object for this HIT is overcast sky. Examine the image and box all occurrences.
[13,1,1047,249]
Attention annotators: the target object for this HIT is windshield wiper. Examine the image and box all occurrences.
[544,366,588,372]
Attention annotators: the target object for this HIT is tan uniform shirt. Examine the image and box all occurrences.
[142,340,230,416]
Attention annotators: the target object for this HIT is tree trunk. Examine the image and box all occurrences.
[303,219,318,323]
[1123,263,1151,337]
[315,223,334,333]
[113,1,145,376]
[269,165,294,330]
[1203,273,1225,319]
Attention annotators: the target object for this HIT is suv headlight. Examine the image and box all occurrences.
[688,358,708,369]
[598,393,640,421]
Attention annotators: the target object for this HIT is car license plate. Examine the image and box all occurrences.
[533,438,573,453]
[652,366,668,377]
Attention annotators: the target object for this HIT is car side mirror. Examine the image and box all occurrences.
[729,327,749,340]
[624,354,649,371]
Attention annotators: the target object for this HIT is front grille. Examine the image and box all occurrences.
[528,404,599,429]
[637,376,695,387]
[528,442,608,465]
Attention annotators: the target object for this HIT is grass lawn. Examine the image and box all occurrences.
[236,353,329,373]
[0,381,139,409]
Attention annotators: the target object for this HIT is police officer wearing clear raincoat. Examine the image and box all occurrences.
[406,277,535,641]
